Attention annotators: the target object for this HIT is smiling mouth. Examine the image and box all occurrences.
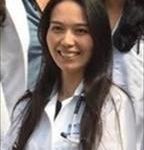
[57,50,80,58]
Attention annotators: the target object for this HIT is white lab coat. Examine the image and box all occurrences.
[1,84,136,150]
[112,30,144,150]
[0,0,29,138]
[0,83,10,141]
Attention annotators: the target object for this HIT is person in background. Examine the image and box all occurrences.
[104,0,144,150]
[1,0,29,121]
[0,0,10,140]
[2,0,136,150]
[1,0,50,116]
[22,0,50,89]
[0,0,49,139]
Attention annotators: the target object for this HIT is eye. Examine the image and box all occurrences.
[75,27,89,35]
[50,25,64,33]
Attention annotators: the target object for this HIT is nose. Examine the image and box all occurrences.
[61,30,75,47]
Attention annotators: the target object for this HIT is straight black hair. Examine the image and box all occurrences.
[0,0,6,26]
[13,0,113,149]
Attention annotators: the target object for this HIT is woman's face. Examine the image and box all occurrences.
[47,0,93,75]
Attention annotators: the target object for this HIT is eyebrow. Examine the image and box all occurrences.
[50,20,88,27]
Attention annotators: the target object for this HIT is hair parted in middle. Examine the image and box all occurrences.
[14,0,113,150]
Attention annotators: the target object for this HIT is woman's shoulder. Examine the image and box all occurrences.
[100,86,136,150]
[102,85,133,116]
[11,96,30,122]
[109,85,130,102]
[1,98,30,150]
[12,90,32,115]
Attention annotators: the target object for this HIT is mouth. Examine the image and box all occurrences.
[57,50,80,59]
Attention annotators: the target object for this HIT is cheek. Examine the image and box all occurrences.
[46,33,57,61]
[86,36,93,50]
[46,32,54,50]
[82,37,93,57]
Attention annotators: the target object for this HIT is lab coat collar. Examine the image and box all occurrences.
[44,80,84,121]
[49,80,84,103]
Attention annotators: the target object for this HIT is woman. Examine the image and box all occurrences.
[104,0,144,149]
[2,0,136,150]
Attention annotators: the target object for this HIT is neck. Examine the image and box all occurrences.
[59,71,83,101]
[104,0,125,29]
[36,0,50,11]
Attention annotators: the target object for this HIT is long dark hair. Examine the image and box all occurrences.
[0,0,6,26]
[113,0,144,53]
[14,0,112,149]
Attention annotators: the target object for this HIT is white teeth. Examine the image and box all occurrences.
[58,51,79,58]
[61,52,76,57]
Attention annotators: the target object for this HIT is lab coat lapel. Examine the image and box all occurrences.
[6,0,30,84]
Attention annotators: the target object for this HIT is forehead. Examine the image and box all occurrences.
[50,1,87,24]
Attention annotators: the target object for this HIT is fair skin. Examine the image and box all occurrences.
[36,0,50,11]
[47,1,93,100]
[104,0,125,29]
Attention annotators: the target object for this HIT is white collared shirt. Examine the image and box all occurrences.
[2,84,136,150]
